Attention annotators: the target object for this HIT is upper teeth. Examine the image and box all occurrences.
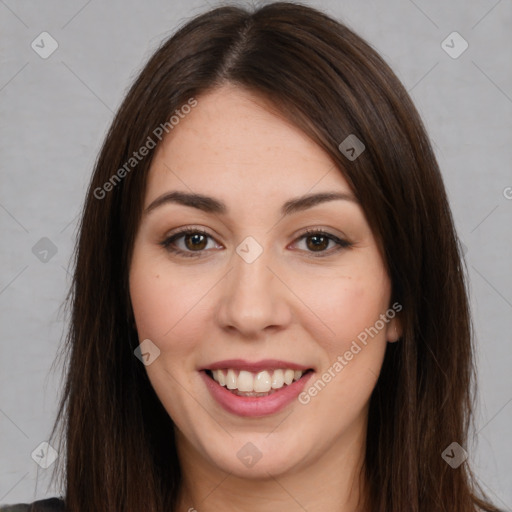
[211,369,305,392]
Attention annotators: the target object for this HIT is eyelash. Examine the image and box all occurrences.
[159,227,352,258]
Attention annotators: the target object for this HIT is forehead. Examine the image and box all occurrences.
[145,84,352,206]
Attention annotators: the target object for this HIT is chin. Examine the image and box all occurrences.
[199,431,309,478]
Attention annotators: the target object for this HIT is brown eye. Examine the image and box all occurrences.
[293,229,352,257]
[184,233,208,251]
[305,234,330,252]
[161,228,350,259]
[161,228,220,257]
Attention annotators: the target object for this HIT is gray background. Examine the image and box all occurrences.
[1,0,511,508]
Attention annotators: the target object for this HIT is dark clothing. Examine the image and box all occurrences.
[0,498,66,512]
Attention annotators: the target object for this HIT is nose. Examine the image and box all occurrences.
[215,244,293,338]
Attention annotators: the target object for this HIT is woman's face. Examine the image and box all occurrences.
[129,84,401,479]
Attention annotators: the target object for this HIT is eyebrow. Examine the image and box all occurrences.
[144,190,358,217]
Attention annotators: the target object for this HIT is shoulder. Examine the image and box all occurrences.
[0,498,66,512]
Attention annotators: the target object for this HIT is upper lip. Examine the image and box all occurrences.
[200,359,313,373]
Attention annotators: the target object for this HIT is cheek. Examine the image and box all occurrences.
[129,253,209,421]
[129,251,214,357]
[129,268,171,341]
[295,261,391,411]
[294,265,391,355]
[296,277,389,428]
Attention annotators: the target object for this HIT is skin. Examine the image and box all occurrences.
[129,84,401,512]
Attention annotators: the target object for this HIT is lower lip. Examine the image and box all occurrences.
[200,370,314,417]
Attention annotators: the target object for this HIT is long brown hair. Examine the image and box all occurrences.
[47,2,501,511]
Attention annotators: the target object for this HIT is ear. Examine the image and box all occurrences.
[385,314,402,343]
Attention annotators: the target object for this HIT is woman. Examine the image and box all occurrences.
[1,2,503,511]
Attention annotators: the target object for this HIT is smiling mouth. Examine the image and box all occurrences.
[204,368,314,397]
